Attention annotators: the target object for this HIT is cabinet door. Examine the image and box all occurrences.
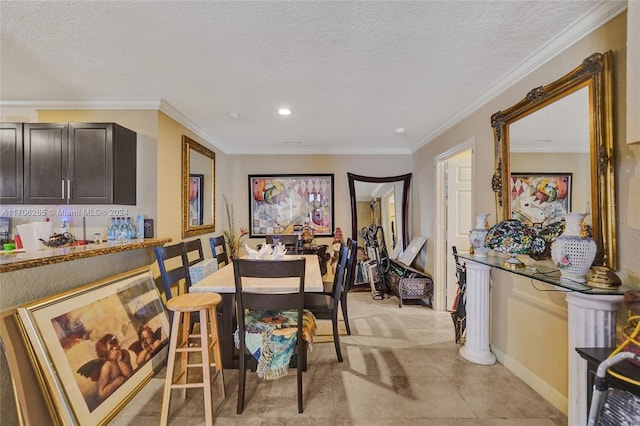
[68,123,136,205]
[23,123,68,204]
[68,123,113,204]
[0,123,23,203]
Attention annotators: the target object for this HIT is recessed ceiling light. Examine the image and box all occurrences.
[278,108,292,116]
[227,111,240,120]
[395,127,406,134]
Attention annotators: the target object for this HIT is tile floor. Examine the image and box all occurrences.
[112,292,567,425]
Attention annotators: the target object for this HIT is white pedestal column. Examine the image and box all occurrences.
[459,260,496,365]
[565,292,622,426]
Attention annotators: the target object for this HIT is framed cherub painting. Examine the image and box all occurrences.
[16,268,169,425]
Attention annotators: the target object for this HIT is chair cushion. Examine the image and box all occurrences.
[234,309,316,380]
[188,258,218,284]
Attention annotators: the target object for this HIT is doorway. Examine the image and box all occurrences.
[434,141,473,311]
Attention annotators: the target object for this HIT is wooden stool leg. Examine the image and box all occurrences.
[160,310,182,425]
[200,308,214,425]
[208,306,225,397]
[179,310,191,400]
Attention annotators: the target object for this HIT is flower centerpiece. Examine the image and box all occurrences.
[223,195,248,258]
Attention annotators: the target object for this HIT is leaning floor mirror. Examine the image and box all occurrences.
[490,51,616,268]
[347,173,412,252]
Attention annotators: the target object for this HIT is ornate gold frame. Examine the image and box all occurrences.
[491,51,616,268]
[182,135,216,238]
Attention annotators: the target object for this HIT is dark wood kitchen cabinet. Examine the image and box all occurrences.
[23,122,136,205]
[0,123,23,203]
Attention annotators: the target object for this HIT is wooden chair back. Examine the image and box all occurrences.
[183,238,204,267]
[154,242,190,301]
[209,236,229,267]
[330,244,350,303]
[266,234,299,253]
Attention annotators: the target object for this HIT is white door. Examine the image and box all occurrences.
[446,151,472,309]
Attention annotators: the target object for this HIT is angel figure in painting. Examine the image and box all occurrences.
[129,325,163,366]
[77,334,133,400]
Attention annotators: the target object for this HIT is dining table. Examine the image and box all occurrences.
[190,254,324,368]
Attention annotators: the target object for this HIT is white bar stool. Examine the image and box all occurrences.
[160,292,225,425]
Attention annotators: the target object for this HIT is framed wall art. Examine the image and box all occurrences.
[510,172,572,226]
[249,174,335,237]
[16,268,170,425]
[189,173,204,226]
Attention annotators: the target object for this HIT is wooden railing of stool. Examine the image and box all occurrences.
[160,292,225,425]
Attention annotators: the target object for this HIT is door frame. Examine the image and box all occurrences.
[434,138,474,311]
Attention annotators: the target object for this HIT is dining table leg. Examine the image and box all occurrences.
[219,293,238,369]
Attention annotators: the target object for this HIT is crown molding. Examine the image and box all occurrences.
[0,99,163,109]
[0,98,224,152]
[410,0,627,153]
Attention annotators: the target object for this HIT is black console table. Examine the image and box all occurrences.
[576,347,640,416]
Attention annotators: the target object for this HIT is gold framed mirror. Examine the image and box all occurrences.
[182,135,215,238]
[491,51,615,268]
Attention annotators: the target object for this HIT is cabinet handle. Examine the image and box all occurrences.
[67,180,71,201]
[61,180,65,199]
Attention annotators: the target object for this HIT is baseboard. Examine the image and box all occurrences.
[491,344,568,415]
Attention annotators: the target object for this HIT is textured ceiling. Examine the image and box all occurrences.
[0,1,625,154]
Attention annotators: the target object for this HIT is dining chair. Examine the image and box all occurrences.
[155,242,203,331]
[341,239,358,335]
[209,235,229,267]
[233,257,309,414]
[266,234,299,253]
[304,244,349,362]
[183,238,205,267]
[154,242,190,301]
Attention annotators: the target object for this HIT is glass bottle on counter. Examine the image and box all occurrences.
[117,217,130,244]
[126,217,136,240]
[107,217,117,245]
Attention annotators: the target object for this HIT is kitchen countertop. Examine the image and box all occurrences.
[0,238,171,273]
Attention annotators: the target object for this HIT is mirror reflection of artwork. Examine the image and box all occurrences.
[510,173,571,226]
[189,174,204,226]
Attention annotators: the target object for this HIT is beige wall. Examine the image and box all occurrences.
[156,112,228,249]
[219,154,411,251]
[411,11,639,413]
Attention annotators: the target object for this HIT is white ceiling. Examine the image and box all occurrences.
[0,1,625,155]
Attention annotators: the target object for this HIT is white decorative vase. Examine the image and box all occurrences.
[551,212,597,283]
[469,213,490,257]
